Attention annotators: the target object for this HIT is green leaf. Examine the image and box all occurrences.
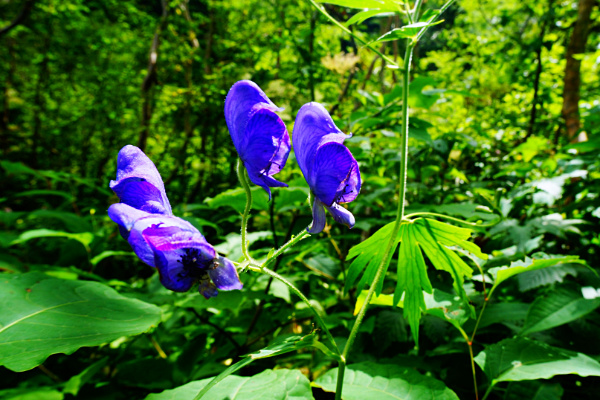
[10,229,94,251]
[520,286,600,335]
[346,221,396,294]
[313,361,459,400]
[205,187,268,213]
[63,357,109,395]
[0,387,63,400]
[194,333,332,398]
[488,254,587,298]
[348,218,484,343]
[474,337,600,386]
[0,273,162,372]
[396,218,484,342]
[354,289,473,331]
[477,302,529,329]
[145,369,314,400]
[375,21,444,42]
[346,10,393,26]
[90,250,135,266]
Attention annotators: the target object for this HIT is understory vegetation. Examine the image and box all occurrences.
[1,0,599,399]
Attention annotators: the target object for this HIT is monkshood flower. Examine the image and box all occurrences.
[108,145,242,298]
[225,80,290,198]
[292,103,361,234]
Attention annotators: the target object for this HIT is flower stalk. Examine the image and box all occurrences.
[237,159,254,262]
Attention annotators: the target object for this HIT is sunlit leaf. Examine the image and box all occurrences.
[0,273,161,372]
[488,254,587,298]
[146,368,314,400]
[347,218,484,343]
[346,10,393,26]
[313,361,459,399]
[375,21,444,42]
[475,337,600,385]
[354,289,473,331]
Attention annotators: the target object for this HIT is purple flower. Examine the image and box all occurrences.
[292,103,361,234]
[108,145,242,298]
[225,80,290,199]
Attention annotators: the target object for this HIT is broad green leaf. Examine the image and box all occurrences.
[517,263,580,291]
[0,273,162,372]
[63,357,109,395]
[313,361,459,400]
[146,368,314,400]
[474,337,600,385]
[0,387,63,400]
[375,21,444,42]
[488,254,587,298]
[520,287,600,335]
[205,187,268,213]
[477,302,529,329]
[354,289,473,331]
[194,333,333,398]
[10,229,94,251]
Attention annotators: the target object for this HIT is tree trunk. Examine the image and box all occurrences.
[561,0,594,142]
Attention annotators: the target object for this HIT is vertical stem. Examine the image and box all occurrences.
[335,27,418,400]
[237,160,253,261]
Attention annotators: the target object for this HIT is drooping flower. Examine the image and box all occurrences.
[108,145,242,298]
[225,80,290,198]
[292,103,361,234]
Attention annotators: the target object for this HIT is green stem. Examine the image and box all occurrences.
[335,27,418,400]
[260,266,340,356]
[415,0,456,42]
[308,0,402,70]
[404,212,500,228]
[481,383,495,400]
[263,230,311,269]
[236,159,253,261]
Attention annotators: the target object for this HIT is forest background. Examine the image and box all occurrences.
[1,0,600,399]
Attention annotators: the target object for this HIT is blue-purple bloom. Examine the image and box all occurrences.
[108,145,242,298]
[293,103,361,234]
[225,80,290,198]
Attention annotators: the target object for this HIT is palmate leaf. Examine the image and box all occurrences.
[314,361,459,400]
[0,273,161,372]
[354,289,472,332]
[346,218,486,343]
